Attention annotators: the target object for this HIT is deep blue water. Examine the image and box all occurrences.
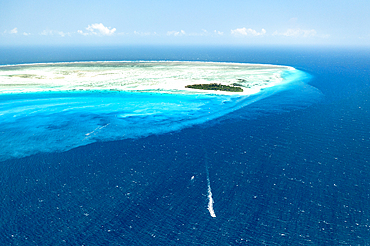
[1,45,370,245]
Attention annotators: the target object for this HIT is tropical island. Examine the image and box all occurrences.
[185,83,243,92]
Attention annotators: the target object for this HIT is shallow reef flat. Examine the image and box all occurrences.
[0,61,293,95]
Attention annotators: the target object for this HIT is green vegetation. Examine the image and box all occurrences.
[185,83,243,92]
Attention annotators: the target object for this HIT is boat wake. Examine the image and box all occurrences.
[204,152,216,218]
[206,165,216,218]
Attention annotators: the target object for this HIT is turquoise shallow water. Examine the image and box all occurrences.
[0,62,313,161]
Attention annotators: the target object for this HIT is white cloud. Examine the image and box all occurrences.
[3,28,18,34]
[85,23,116,36]
[214,30,224,35]
[167,30,186,36]
[167,29,224,37]
[10,28,18,34]
[273,28,317,38]
[40,30,70,37]
[187,29,224,37]
[23,32,31,36]
[77,30,89,36]
[58,31,68,37]
[231,28,266,36]
[188,30,208,36]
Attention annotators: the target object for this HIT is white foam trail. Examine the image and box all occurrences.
[206,163,216,218]
[83,123,110,140]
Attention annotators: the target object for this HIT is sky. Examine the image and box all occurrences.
[1,0,370,46]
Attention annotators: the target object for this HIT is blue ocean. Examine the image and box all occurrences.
[1,45,370,245]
